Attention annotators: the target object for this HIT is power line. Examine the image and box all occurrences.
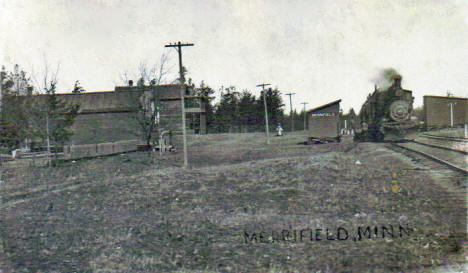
[257,83,271,144]
[285,93,296,131]
[164,42,194,167]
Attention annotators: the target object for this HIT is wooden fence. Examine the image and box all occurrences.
[63,139,139,159]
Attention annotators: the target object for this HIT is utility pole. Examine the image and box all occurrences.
[0,69,3,197]
[285,93,295,132]
[448,102,456,128]
[257,83,271,144]
[165,41,194,167]
[0,68,3,111]
[301,102,308,131]
[45,111,51,153]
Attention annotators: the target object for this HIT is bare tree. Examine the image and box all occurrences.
[123,54,173,151]
[119,71,132,86]
[119,53,172,86]
[29,60,60,152]
[30,60,79,162]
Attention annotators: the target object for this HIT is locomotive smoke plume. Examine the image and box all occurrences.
[372,68,402,91]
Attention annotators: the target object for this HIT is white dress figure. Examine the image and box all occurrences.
[276,124,283,136]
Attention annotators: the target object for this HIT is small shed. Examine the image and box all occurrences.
[307,99,341,143]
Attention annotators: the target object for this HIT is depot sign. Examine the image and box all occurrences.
[310,112,336,117]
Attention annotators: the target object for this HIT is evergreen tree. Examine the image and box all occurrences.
[194,81,216,133]
[27,69,80,160]
[137,77,145,87]
[71,80,85,94]
[0,65,34,150]
[238,90,257,132]
[43,82,79,157]
[214,87,239,133]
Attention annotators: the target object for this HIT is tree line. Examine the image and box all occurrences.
[1,62,309,154]
[192,81,288,133]
[0,65,80,154]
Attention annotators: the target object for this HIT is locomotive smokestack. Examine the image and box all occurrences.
[392,75,402,89]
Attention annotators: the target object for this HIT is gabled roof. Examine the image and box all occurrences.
[307,99,341,113]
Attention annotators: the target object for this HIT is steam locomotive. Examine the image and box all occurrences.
[354,75,416,141]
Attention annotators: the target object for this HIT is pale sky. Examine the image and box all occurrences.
[1,0,467,112]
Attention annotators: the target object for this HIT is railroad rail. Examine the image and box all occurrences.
[391,141,467,175]
[420,134,468,142]
[411,140,467,155]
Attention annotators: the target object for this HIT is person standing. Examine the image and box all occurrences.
[276,123,283,136]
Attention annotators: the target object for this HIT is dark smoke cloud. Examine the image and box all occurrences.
[371,68,401,91]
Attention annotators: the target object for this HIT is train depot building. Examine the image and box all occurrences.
[306,99,341,143]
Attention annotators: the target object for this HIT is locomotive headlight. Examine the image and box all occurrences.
[389,100,410,122]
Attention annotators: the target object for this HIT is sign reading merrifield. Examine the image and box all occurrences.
[243,224,413,244]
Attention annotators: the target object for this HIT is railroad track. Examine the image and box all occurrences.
[411,140,467,155]
[391,140,467,175]
[420,134,468,142]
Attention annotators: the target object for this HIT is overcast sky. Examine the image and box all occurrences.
[1,0,467,112]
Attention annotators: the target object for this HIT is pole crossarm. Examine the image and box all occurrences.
[165,42,194,48]
[256,83,271,88]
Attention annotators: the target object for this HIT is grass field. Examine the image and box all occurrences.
[0,132,466,272]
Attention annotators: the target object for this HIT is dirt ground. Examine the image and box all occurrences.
[0,132,466,272]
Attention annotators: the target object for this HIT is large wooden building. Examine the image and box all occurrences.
[31,84,206,149]
[423,95,467,128]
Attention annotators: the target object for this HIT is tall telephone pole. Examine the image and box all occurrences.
[0,69,3,111]
[301,102,308,131]
[165,41,194,167]
[0,70,3,193]
[257,83,271,144]
[285,93,295,131]
[448,102,456,127]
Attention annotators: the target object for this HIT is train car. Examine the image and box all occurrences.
[307,99,341,144]
[354,75,417,141]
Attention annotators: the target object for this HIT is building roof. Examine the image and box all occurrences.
[307,99,341,113]
[29,84,202,114]
[423,95,467,100]
[32,90,141,114]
